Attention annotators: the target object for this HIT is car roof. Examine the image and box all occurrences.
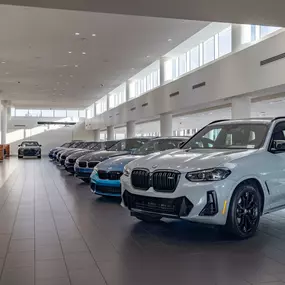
[210,118,274,125]
[151,136,190,140]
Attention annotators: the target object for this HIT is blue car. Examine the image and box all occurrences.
[75,138,150,183]
[90,137,188,197]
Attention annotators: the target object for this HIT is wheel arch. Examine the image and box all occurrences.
[230,177,266,215]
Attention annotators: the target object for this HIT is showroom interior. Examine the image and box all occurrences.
[1,0,285,284]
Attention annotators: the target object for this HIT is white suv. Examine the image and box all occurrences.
[121,118,285,239]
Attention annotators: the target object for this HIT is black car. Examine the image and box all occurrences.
[74,138,151,182]
[18,141,42,159]
[64,140,118,173]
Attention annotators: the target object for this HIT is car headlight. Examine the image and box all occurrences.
[185,168,231,182]
[123,166,131,177]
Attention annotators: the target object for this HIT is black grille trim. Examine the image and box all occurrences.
[131,168,180,193]
[78,161,87,168]
[88,161,99,168]
[123,191,193,217]
[152,170,180,193]
[96,185,121,195]
[131,169,150,190]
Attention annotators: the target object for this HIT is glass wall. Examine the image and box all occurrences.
[129,61,160,99]
[109,83,126,109]
[12,108,86,118]
[164,26,232,81]
[95,96,107,115]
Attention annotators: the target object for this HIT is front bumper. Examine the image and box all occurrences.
[121,174,236,225]
[19,149,41,157]
[74,167,93,178]
[90,174,121,197]
[64,162,75,173]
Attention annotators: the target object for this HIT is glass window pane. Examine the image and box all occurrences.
[203,37,215,64]
[29,110,41,117]
[186,51,190,72]
[190,46,199,70]
[15,109,29,116]
[260,26,280,38]
[67,110,79,118]
[79,110,85,118]
[42,110,54,117]
[54,110,67,117]
[218,27,232,57]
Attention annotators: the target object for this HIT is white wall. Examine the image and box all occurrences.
[8,118,95,155]
[86,29,285,130]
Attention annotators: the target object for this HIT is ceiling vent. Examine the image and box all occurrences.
[192,82,206,90]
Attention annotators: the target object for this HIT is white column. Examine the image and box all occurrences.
[1,105,7,145]
[231,97,251,119]
[126,121,136,138]
[160,113,172,137]
[126,80,130,102]
[160,57,169,86]
[94,129,100,141]
[107,126,114,140]
[232,24,252,52]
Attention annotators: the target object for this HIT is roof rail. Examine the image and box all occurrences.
[272,117,285,121]
[208,119,229,125]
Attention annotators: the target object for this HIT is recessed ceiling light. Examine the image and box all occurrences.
[68,51,72,54]
[146,55,150,58]
[92,34,96,37]
[168,38,172,42]
[131,68,135,70]
[1,61,6,64]
[75,65,79,68]
[75,32,80,36]
[82,52,86,55]
[62,65,68,67]
[5,72,9,75]
[59,93,63,96]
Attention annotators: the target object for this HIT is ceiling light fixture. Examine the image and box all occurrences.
[5,72,9,75]
[70,75,73,78]
[68,51,72,54]
[146,55,150,58]
[168,38,172,42]
[82,52,86,55]
[1,61,6,64]
[92,34,96,37]
[75,65,79,68]
[75,32,80,36]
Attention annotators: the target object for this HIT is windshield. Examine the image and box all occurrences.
[134,138,185,155]
[21,141,39,147]
[105,141,118,149]
[108,139,149,151]
[182,123,269,150]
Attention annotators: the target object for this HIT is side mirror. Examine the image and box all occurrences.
[39,145,42,147]
[18,145,21,147]
[272,140,285,152]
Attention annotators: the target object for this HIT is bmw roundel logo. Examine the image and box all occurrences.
[152,165,158,169]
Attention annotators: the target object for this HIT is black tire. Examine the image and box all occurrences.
[37,156,41,159]
[226,182,262,239]
[81,178,90,183]
[18,155,23,159]
[134,213,162,223]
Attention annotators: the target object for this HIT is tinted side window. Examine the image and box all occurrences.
[270,122,285,151]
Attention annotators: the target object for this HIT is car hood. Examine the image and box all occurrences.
[61,148,82,157]
[19,146,40,149]
[128,148,258,173]
[78,150,130,163]
[67,150,93,159]
[96,155,143,172]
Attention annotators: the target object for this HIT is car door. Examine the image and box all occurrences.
[265,121,285,210]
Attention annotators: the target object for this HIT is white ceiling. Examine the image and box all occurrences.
[1,0,285,27]
[0,5,208,108]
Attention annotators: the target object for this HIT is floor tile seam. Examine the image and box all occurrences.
[43,162,108,285]
[39,164,72,285]
[0,172,28,281]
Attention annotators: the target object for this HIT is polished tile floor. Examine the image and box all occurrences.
[0,158,285,284]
